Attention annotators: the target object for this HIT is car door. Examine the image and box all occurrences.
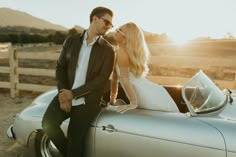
[94,109,226,157]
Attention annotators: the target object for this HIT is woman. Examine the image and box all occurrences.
[108,22,179,113]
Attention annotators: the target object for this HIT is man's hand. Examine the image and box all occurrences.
[59,89,73,112]
[60,100,72,113]
[59,89,73,102]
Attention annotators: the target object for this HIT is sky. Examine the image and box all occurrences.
[1,0,236,42]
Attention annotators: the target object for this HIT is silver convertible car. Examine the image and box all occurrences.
[7,70,236,157]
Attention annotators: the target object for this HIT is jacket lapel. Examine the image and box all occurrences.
[69,32,84,87]
[87,36,102,78]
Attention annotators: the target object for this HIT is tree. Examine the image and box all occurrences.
[52,31,67,44]
[20,33,30,44]
[0,34,10,42]
[8,33,20,43]
[68,28,78,36]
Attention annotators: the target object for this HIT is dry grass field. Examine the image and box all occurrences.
[147,41,236,87]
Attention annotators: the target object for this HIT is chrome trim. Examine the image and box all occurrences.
[7,124,15,140]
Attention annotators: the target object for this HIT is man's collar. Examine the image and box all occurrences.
[83,30,100,46]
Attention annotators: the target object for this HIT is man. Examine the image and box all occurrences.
[42,7,115,157]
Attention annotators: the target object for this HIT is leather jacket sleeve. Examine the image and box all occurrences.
[56,35,73,92]
[71,45,115,99]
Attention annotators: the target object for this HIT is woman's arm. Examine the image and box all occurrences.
[117,66,138,113]
[110,67,119,105]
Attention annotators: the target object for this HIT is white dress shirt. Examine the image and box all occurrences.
[71,32,99,106]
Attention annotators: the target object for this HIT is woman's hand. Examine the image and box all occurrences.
[116,104,137,113]
[106,99,137,114]
[106,103,118,111]
[109,98,116,106]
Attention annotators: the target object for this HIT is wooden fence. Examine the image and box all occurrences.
[0,43,59,97]
[0,42,236,98]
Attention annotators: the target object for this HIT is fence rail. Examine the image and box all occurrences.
[0,42,236,98]
[0,43,59,97]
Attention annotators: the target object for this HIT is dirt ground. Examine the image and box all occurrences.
[0,89,38,157]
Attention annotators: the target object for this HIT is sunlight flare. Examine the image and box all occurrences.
[170,35,190,45]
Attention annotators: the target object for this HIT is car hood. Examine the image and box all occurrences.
[198,101,236,153]
[199,117,236,153]
[218,100,236,121]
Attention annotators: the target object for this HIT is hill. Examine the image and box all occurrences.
[0,7,67,31]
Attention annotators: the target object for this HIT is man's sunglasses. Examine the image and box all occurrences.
[100,17,113,28]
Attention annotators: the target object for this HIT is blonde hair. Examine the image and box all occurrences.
[123,22,149,78]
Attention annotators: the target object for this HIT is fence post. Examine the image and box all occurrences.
[9,45,19,98]
[14,49,19,96]
[233,73,236,90]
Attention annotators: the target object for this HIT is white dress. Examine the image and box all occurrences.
[116,65,179,112]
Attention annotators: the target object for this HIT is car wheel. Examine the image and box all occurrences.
[35,130,63,157]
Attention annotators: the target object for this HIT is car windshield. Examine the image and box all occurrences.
[182,70,226,114]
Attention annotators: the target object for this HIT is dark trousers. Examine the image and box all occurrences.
[42,95,101,157]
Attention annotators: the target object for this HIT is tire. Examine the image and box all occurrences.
[34,130,63,157]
